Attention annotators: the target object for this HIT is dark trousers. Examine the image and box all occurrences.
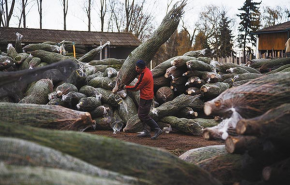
[138,98,159,130]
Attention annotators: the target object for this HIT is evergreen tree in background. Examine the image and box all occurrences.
[237,0,261,63]
[217,11,234,58]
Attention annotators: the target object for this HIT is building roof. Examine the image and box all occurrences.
[0,27,141,47]
[253,21,290,34]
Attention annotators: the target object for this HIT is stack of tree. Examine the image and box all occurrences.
[179,99,290,184]
[0,39,267,136]
[0,119,222,185]
[216,103,290,185]
[185,60,290,184]
[0,0,224,136]
[0,1,225,184]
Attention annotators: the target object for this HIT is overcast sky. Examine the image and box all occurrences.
[15,0,289,32]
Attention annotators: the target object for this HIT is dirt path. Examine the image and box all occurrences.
[87,130,224,156]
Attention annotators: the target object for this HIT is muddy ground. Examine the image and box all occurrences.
[88,130,224,156]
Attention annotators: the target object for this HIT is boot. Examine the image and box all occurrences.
[146,119,162,140]
[137,129,151,137]
[151,128,162,140]
[137,122,151,137]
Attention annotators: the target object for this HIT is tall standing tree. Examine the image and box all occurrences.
[165,31,179,59]
[0,0,4,26]
[36,0,42,29]
[217,11,234,58]
[16,0,32,28]
[60,0,68,30]
[261,6,290,28]
[195,5,222,52]
[237,0,261,63]
[124,0,134,33]
[129,3,153,41]
[84,0,92,31]
[107,0,124,32]
[21,0,26,27]
[99,0,106,32]
[0,0,16,27]
[181,20,196,49]
[108,0,153,41]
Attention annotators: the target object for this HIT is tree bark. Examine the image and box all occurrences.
[262,157,290,184]
[0,121,222,185]
[200,82,230,100]
[196,153,263,185]
[186,60,213,71]
[88,76,116,90]
[0,60,77,101]
[150,94,204,121]
[0,137,142,184]
[30,50,73,64]
[19,79,53,104]
[161,116,218,135]
[152,56,178,77]
[113,1,187,91]
[89,58,124,66]
[250,57,290,71]
[153,76,171,91]
[156,86,174,104]
[0,163,135,185]
[23,43,60,53]
[0,55,15,70]
[204,72,290,119]
[0,102,95,131]
[236,103,290,145]
[179,145,226,164]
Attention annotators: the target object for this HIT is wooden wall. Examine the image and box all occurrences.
[258,32,288,50]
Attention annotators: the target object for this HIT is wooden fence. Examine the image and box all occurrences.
[213,56,244,65]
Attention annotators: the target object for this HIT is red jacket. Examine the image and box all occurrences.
[125,67,154,100]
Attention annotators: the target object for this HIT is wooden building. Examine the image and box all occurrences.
[252,21,290,59]
[0,27,141,59]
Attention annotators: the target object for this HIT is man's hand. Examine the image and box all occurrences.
[112,85,126,94]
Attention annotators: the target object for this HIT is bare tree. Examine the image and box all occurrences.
[21,0,26,27]
[84,0,92,31]
[181,20,196,48]
[60,0,68,30]
[124,0,134,32]
[107,0,124,32]
[15,0,32,28]
[129,2,154,41]
[261,6,290,28]
[99,0,106,32]
[195,5,223,51]
[36,0,42,29]
[108,0,154,41]
[0,0,4,26]
[0,0,16,27]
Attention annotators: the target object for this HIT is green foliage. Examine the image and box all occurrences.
[216,11,235,58]
[237,0,261,63]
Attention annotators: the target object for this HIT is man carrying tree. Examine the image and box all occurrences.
[124,60,162,140]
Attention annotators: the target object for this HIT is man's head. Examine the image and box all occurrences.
[135,60,146,73]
